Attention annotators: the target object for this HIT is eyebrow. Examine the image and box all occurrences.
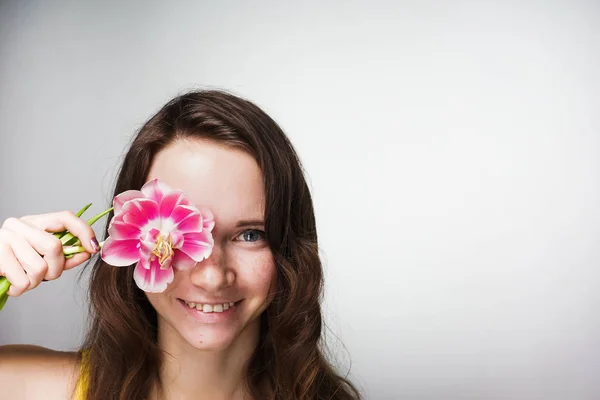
[235,219,265,228]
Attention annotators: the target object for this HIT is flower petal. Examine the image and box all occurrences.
[144,228,161,243]
[172,250,197,270]
[171,205,203,233]
[113,190,145,215]
[159,191,192,220]
[201,208,215,232]
[179,231,214,261]
[141,179,172,204]
[108,220,142,240]
[120,198,160,230]
[138,237,157,268]
[138,253,173,272]
[171,231,184,248]
[101,237,141,266]
[133,260,174,293]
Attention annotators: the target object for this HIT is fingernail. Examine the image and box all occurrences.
[90,237,100,252]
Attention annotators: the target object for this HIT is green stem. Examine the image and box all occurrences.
[0,277,10,311]
[0,293,7,311]
[0,277,9,295]
[86,207,113,226]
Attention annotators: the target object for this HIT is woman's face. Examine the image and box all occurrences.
[144,138,276,352]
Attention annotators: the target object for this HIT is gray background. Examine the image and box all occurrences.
[1,1,599,399]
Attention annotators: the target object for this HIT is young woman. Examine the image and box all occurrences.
[0,90,361,399]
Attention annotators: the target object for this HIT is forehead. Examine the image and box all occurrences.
[146,138,265,224]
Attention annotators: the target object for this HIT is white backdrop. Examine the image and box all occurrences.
[1,1,599,399]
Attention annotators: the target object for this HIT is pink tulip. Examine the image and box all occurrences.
[101,179,214,293]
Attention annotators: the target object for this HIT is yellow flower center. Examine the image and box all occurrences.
[152,235,174,268]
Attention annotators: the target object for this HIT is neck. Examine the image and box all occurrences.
[151,319,260,400]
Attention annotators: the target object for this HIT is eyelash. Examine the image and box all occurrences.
[235,229,266,243]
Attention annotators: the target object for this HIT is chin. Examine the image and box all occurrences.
[149,292,268,353]
[156,303,263,353]
[179,327,241,351]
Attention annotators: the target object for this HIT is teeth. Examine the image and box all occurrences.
[184,300,235,313]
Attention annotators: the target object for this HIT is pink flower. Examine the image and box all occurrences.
[101,179,214,293]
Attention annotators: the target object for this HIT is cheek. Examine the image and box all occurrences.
[234,250,277,295]
[145,292,162,311]
[145,286,176,314]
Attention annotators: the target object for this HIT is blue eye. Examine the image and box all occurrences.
[238,229,265,242]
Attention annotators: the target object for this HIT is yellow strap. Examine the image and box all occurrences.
[74,349,90,400]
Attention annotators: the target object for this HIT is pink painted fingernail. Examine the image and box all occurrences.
[90,237,100,252]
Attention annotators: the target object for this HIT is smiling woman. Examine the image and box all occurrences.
[0,90,361,400]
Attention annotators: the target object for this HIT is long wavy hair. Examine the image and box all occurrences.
[79,90,361,399]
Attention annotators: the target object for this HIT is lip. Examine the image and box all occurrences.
[179,298,239,305]
[177,298,240,323]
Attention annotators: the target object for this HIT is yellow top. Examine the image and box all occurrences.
[74,349,89,400]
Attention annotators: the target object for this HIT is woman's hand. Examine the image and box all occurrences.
[0,211,100,297]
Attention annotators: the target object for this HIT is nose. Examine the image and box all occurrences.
[189,245,235,292]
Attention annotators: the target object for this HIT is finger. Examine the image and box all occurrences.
[3,218,66,280]
[0,232,31,296]
[8,232,49,290]
[64,252,92,270]
[20,211,100,254]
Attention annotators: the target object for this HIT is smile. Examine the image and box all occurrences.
[181,299,236,313]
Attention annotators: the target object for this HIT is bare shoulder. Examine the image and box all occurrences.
[0,344,81,400]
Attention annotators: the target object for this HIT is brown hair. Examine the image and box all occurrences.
[80,90,361,399]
